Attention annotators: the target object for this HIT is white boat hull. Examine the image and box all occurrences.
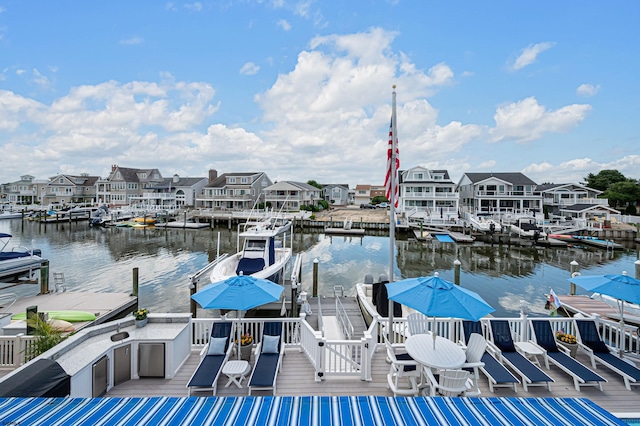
[209,248,292,283]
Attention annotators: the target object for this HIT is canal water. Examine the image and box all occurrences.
[1,219,638,318]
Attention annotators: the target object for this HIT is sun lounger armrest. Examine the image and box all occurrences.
[462,361,484,369]
[200,344,209,359]
[577,341,595,355]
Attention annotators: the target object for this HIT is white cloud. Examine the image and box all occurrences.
[489,97,591,143]
[120,37,143,45]
[509,42,555,71]
[32,68,52,90]
[576,83,600,97]
[278,19,291,31]
[184,2,202,12]
[239,62,260,75]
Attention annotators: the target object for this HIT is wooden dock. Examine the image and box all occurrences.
[3,291,137,331]
[555,294,621,320]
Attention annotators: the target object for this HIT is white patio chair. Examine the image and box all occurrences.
[424,368,471,397]
[384,335,421,396]
[407,312,430,336]
[461,333,487,396]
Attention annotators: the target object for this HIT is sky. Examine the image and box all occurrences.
[1,1,639,188]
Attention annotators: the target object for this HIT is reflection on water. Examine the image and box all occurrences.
[1,219,637,318]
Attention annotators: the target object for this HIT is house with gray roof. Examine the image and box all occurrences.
[129,174,208,209]
[198,170,272,211]
[42,174,100,206]
[263,181,322,211]
[102,166,164,207]
[322,184,351,206]
[457,172,542,216]
[399,166,459,221]
[536,183,606,216]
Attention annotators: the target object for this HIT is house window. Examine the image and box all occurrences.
[241,177,248,184]
[140,173,146,178]
[59,178,64,184]
[229,177,236,184]
[413,173,424,180]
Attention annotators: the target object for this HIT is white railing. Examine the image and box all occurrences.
[335,296,354,340]
[0,334,36,370]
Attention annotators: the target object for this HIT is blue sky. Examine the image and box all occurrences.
[1,1,638,187]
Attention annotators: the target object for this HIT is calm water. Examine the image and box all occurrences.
[1,219,638,318]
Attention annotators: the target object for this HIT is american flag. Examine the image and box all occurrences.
[384,117,399,208]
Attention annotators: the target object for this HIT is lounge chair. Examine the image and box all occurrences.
[488,320,554,391]
[530,320,606,391]
[187,321,234,396]
[248,321,284,395]
[575,319,640,390]
[462,321,519,392]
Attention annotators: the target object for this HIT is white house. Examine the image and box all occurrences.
[399,166,459,222]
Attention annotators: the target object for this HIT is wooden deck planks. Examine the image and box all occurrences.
[106,346,640,414]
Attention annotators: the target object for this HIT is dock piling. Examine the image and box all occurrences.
[312,258,319,297]
[132,267,139,297]
[39,261,49,294]
[453,259,461,285]
[570,260,579,295]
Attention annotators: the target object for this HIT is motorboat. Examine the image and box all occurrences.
[190,213,293,288]
[0,211,23,220]
[508,217,546,239]
[0,233,46,281]
[467,215,502,233]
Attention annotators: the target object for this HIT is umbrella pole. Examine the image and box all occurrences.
[237,310,243,360]
[618,300,625,357]
[432,316,436,350]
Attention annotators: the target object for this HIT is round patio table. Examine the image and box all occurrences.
[405,333,466,370]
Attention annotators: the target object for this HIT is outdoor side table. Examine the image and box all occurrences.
[514,342,546,368]
[222,360,252,388]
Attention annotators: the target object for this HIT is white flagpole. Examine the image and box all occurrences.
[388,85,397,340]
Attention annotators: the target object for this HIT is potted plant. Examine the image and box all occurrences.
[236,333,253,361]
[133,308,149,328]
[556,330,578,357]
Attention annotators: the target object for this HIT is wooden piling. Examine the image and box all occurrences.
[39,261,49,295]
[312,258,319,297]
[132,267,139,297]
[570,260,579,295]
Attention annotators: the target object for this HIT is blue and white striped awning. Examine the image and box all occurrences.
[0,396,625,425]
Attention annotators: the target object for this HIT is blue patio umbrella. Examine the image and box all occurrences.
[568,272,640,355]
[191,274,284,359]
[386,272,494,349]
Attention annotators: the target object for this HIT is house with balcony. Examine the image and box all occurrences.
[536,183,606,216]
[322,184,351,206]
[198,170,272,211]
[129,174,208,209]
[263,181,321,211]
[41,174,100,206]
[6,175,46,205]
[104,166,164,207]
[399,166,459,222]
[457,172,542,217]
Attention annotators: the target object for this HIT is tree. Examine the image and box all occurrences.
[603,180,640,209]
[306,180,323,190]
[583,170,628,192]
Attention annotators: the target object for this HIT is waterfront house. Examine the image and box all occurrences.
[102,166,164,208]
[5,175,40,205]
[354,184,372,206]
[457,172,542,217]
[129,174,208,209]
[536,183,606,216]
[198,170,272,211]
[41,174,100,207]
[322,184,350,206]
[399,166,459,222]
[263,181,322,211]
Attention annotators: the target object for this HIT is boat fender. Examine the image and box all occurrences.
[303,301,312,315]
